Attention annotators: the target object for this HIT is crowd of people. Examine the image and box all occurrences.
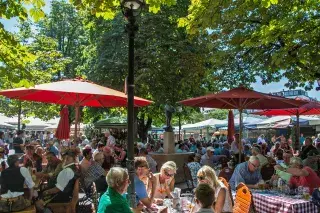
[0,129,319,212]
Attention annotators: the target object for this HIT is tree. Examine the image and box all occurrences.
[0,21,71,128]
[178,0,320,89]
[1,0,45,86]
[79,0,216,141]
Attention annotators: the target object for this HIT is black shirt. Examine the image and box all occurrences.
[13,137,24,153]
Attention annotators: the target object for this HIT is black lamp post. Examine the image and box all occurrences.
[316,79,320,91]
[121,0,144,208]
[177,106,182,141]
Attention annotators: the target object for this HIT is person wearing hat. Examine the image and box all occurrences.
[12,130,25,156]
[200,147,215,168]
[35,151,80,211]
[0,154,35,212]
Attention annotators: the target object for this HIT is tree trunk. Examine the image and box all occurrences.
[137,114,152,143]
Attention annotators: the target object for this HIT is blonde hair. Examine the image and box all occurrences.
[106,167,128,188]
[160,161,177,174]
[197,165,219,188]
[290,157,303,166]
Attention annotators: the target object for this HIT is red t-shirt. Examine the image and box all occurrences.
[289,166,320,194]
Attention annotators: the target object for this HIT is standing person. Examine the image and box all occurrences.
[105,130,115,147]
[187,155,201,187]
[13,130,24,156]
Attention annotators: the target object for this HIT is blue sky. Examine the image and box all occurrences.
[1,1,320,100]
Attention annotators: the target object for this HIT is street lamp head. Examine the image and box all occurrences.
[177,106,183,113]
[121,0,145,17]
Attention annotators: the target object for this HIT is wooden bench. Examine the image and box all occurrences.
[47,179,79,213]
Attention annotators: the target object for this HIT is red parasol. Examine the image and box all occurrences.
[179,86,307,162]
[0,78,153,138]
[252,101,320,149]
[227,110,235,144]
[55,106,70,140]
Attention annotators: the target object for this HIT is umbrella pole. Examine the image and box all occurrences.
[239,109,243,164]
[296,113,300,151]
[75,105,79,142]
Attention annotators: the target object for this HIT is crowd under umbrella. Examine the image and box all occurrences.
[179,86,307,163]
[227,110,235,144]
[252,100,320,149]
[0,78,152,138]
[55,106,70,140]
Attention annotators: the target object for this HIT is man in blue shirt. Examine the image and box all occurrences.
[229,156,262,190]
[132,156,157,208]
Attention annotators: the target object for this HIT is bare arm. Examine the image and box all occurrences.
[214,188,226,213]
[286,168,309,177]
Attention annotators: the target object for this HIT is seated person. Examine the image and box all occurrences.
[35,151,80,211]
[35,152,62,180]
[83,152,106,189]
[139,148,157,173]
[0,155,35,212]
[0,147,8,171]
[80,147,92,174]
[251,147,268,169]
[278,157,320,194]
[229,156,263,190]
[102,146,115,171]
[132,157,157,208]
[300,137,318,160]
[22,145,35,168]
[194,183,215,213]
[97,167,133,213]
[153,161,177,199]
[273,150,293,182]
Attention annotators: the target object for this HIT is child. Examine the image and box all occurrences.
[195,183,215,213]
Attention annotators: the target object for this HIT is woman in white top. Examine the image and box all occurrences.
[194,165,233,213]
[153,161,176,200]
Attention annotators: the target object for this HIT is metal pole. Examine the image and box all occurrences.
[239,109,243,164]
[296,113,300,150]
[179,114,181,141]
[126,10,136,208]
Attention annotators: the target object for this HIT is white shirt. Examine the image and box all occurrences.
[106,135,116,147]
[55,163,75,191]
[1,167,35,198]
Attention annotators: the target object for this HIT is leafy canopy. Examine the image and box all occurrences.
[179,0,320,89]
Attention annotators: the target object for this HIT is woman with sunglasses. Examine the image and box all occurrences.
[193,166,233,213]
[153,161,177,199]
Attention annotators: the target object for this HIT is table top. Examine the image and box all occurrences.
[250,189,318,213]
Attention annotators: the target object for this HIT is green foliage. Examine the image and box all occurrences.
[0,0,46,86]
[70,0,177,19]
[179,0,320,89]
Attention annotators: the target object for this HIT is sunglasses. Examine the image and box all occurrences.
[197,176,206,181]
[164,171,174,177]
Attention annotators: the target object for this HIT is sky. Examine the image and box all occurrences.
[1,1,320,100]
